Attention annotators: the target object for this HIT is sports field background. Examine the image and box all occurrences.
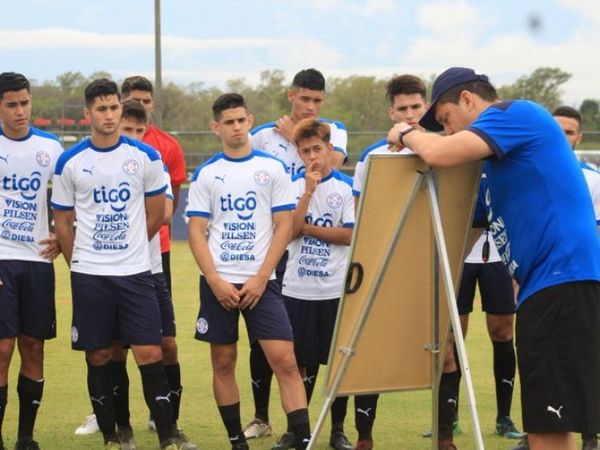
[2,240,560,450]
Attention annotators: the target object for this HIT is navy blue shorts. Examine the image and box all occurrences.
[284,296,339,366]
[457,262,515,315]
[153,273,176,337]
[0,260,56,340]
[71,271,162,351]
[195,276,293,345]
[517,281,600,433]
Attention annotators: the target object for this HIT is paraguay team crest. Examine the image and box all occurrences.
[122,159,140,175]
[71,326,79,343]
[196,317,209,334]
[254,170,270,185]
[327,192,343,209]
[36,151,51,167]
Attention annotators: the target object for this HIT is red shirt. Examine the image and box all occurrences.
[143,125,187,253]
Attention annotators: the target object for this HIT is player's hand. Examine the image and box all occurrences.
[39,233,61,261]
[305,161,322,195]
[208,276,241,311]
[274,115,296,141]
[238,274,269,310]
[387,122,409,152]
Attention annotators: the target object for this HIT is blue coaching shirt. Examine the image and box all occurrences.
[467,99,600,307]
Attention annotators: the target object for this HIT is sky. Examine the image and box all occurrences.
[1,0,597,106]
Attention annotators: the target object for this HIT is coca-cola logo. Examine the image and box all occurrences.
[1,219,34,232]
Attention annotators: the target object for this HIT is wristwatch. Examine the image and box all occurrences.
[398,126,416,146]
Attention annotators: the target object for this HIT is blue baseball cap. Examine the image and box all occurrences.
[419,67,490,132]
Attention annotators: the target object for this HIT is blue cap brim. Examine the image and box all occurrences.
[419,99,444,132]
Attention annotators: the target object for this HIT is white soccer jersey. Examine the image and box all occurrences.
[250,118,348,177]
[282,170,355,300]
[51,136,167,276]
[0,127,63,262]
[353,138,413,196]
[580,161,600,224]
[185,150,295,283]
[150,168,174,274]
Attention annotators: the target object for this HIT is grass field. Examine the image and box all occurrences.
[0,241,536,449]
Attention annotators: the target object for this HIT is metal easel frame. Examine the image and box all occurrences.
[307,169,484,450]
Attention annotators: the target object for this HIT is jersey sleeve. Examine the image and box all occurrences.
[341,185,355,228]
[144,156,168,196]
[352,159,366,197]
[271,164,296,212]
[163,168,174,201]
[185,168,211,218]
[330,122,348,157]
[467,100,546,159]
[50,161,75,210]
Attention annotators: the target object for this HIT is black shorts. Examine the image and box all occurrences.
[457,262,515,315]
[284,296,339,366]
[195,276,293,345]
[153,272,176,337]
[0,260,56,340]
[71,271,162,351]
[516,281,600,433]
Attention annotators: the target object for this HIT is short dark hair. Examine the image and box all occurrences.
[84,79,120,107]
[291,69,325,91]
[212,93,247,120]
[552,106,582,128]
[121,99,147,124]
[438,80,498,106]
[121,76,154,98]
[0,72,30,100]
[386,75,427,104]
[292,118,331,146]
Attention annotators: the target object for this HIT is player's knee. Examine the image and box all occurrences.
[17,335,44,360]
[487,315,514,341]
[161,337,178,364]
[211,350,236,376]
[0,338,16,366]
[269,352,299,377]
[86,348,113,366]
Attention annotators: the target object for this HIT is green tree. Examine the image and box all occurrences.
[580,99,600,131]
[498,67,571,111]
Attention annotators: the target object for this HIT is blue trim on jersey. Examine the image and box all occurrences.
[145,185,168,197]
[581,161,600,173]
[50,201,74,211]
[252,149,289,171]
[191,153,226,182]
[343,223,354,229]
[186,211,210,218]
[358,138,388,162]
[333,146,345,154]
[0,127,33,142]
[89,136,125,153]
[272,203,295,213]
[121,135,163,162]
[55,139,92,175]
[223,151,255,163]
[30,127,61,142]
[352,189,360,197]
[330,170,353,188]
[166,193,175,201]
[318,118,347,131]
[467,127,502,159]
[250,122,276,135]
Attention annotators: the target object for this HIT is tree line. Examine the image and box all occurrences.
[28,67,600,162]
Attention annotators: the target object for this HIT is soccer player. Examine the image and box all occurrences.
[553,106,600,450]
[244,67,347,444]
[121,76,187,295]
[51,79,181,450]
[388,67,600,450]
[74,99,197,450]
[186,93,311,450]
[278,118,354,450]
[0,72,63,450]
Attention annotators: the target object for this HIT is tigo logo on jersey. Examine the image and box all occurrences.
[93,182,132,212]
[2,172,42,200]
[220,191,257,220]
[36,151,51,167]
[306,213,333,227]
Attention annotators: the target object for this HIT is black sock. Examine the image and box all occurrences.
[330,396,348,432]
[288,408,310,449]
[303,365,319,405]
[110,361,130,429]
[17,374,43,440]
[0,385,7,445]
[438,371,460,440]
[249,342,273,422]
[493,339,516,418]
[218,402,246,445]
[165,363,182,425]
[355,394,379,440]
[454,345,462,421]
[87,360,117,443]
[138,361,174,444]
